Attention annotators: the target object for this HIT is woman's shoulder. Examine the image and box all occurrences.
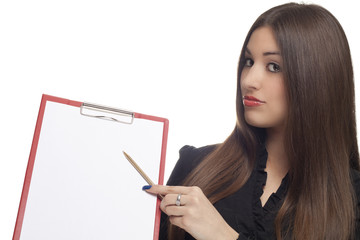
[166,144,218,186]
[179,144,218,161]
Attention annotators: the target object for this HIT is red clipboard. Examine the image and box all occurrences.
[13,94,168,240]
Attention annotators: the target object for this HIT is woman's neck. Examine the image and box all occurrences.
[265,127,289,177]
[260,127,289,207]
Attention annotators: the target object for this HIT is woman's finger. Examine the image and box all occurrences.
[144,184,195,195]
[144,185,204,200]
[160,193,189,210]
[161,205,187,216]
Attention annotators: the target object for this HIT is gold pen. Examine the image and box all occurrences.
[123,151,164,200]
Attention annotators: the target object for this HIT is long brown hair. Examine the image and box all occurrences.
[169,3,360,239]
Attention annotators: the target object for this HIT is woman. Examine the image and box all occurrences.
[145,3,360,239]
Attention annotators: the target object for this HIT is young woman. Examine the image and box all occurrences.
[145,3,360,239]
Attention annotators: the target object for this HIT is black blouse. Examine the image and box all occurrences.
[159,145,360,239]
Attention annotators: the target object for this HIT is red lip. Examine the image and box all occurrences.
[243,96,265,107]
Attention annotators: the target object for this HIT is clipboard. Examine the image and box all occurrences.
[13,94,169,240]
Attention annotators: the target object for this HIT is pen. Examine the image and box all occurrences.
[122,151,164,199]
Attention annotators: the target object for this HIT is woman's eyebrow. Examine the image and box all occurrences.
[263,51,281,56]
[245,48,281,56]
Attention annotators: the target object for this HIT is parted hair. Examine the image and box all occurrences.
[169,3,360,239]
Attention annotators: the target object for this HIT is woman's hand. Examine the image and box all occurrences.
[144,185,239,240]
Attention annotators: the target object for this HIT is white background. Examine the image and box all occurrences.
[1,1,359,239]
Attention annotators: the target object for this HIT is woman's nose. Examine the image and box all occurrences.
[241,66,262,90]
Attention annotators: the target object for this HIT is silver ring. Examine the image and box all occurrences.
[175,194,182,206]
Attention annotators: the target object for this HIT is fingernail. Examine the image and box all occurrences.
[142,185,152,190]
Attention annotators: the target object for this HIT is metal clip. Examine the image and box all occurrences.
[80,102,134,124]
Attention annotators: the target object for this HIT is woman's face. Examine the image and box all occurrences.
[240,26,287,131]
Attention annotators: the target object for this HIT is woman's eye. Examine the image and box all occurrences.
[267,63,281,73]
[245,58,254,67]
